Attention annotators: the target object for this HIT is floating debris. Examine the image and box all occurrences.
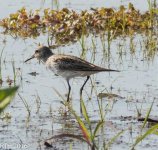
[98,93,124,99]
[0,79,3,85]
[138,117,158,124]
[6,77,13,86]
[44,141,53,148]
[28,71,39,76]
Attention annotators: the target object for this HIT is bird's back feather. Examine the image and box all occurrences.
[46,54,119,72]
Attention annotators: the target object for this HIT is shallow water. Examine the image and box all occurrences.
[0,0,158,150]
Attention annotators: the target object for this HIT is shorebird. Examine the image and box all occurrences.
[25,46,119,101]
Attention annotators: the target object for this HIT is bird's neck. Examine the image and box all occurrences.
[41,52,53,63]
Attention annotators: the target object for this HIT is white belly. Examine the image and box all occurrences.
[46,63,95,79]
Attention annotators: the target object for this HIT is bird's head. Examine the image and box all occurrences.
[25,46,53,63]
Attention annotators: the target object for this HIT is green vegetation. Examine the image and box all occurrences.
[0,3,157,46]
[0,47,5,84]
[0,86,18,113]
[132,100,158,149]
[46,96,124,150]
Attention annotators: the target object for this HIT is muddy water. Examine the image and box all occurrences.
[0,1,158,150]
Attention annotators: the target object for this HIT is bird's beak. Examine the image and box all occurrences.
[24,55,35,63]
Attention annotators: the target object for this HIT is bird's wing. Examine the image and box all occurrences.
[52,55,107,71]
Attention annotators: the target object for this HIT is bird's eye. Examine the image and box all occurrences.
[35,50,39,53]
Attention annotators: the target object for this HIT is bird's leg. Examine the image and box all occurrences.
[79,76,90,114]
[80,76,90,96]
[67,79,71,102]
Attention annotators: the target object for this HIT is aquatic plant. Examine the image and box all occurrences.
[132,100,158,149]
[0,47,5,84]
[18,93,31,126]
[0,3,157,46]
[46,92,123,150]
